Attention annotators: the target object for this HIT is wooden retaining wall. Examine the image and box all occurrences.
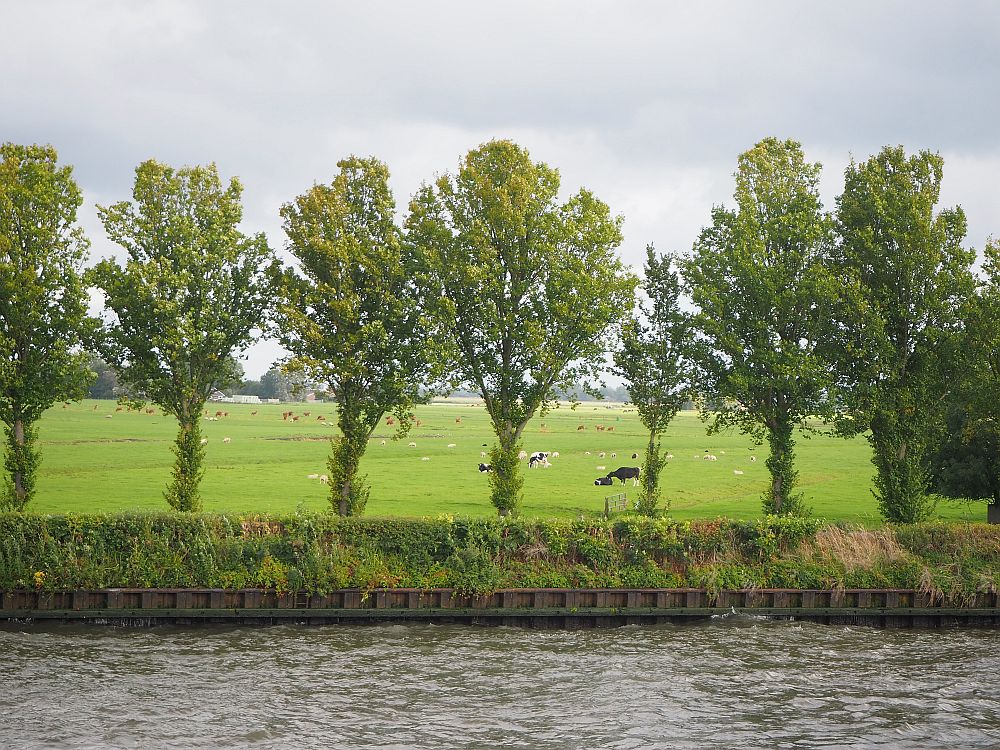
[2,588,998,627]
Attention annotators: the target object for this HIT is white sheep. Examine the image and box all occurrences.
[599,451,606,458]
[421,456,430,461]
[408,442,417,448]
[447,443,457,448]
[610,452,616,458]
[200,438,208,445]
[223,437,231,444]
[665,453,674,459]
[307,473,320,479]
[733,470,744,475]
[551,451,560,457]
[750,455,757,462]
[318,475,329,484]
[381,440,386,446]
[480,451,487,458]
[518,450,528,460]
[596,465,606,470]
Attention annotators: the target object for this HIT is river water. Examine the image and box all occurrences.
[2,616,998,749]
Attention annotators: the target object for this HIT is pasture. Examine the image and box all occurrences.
[28,399,984,523]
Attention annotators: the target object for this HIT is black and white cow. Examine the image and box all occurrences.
[528,452,550,468]
[607,466,641,486]
[594,476,613,486]
[478,463,493,473]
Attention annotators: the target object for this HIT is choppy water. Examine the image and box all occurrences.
[1,617,999,749]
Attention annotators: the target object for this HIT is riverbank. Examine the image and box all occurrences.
[2,513,997,602]
[4,586,998,627]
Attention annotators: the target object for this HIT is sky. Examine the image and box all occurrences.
[4,1,999,377]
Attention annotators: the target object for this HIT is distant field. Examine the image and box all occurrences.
[28,400,985,523]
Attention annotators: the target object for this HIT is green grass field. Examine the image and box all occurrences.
[27,399,986,523]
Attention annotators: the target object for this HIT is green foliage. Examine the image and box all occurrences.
[278,156,439,516]
[931,239,1000,507]
[682,138,838,516]
[90,160,276,512]
[407,140,637,516]
[0,513,994,600]
[165,420,206,511]
[834,146,975,522]
[0,143,93,509]
[614,245,695,514]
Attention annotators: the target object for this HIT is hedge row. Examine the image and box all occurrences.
[0,513,997,600]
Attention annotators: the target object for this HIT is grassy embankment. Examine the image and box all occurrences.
[28,399,985,523]
[2,514,997,599]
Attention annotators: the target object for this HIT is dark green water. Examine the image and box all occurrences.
[2,616,999,748]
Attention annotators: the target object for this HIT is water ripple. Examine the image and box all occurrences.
[1,620,999,748]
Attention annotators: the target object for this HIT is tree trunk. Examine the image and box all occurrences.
[329,401,371,517]
[11,419,26,504]
[165,408,205,512]
[488,423,524,517]
[764,418,802,515]
[869,412,934,523]
[3,416,39,511]
[637,430,663,516]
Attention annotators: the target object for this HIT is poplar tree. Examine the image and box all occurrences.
[682,138,839,515]
[613,245,694,514]
[834,147,974,523]
[90,161,275,512]
[0,143,92,510]
[278,156,437,516]
[407,140,636,517]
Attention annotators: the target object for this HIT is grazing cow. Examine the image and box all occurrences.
[577,425,586,431]
[631,453,638,459]
[478,463,492,473]
[316,415,325,420]
[749,456,757,462]
[607,426,615,432]
[292,416,300,422]
[215,411,223,417]
[303,411,310,417]
[528,452,549,468]
[386,416,395,425]
[607,466,641,486]
[599,451,606,458]
[594,476,613,486]
[250,411,257,416]
[611,452,617,458]
[455,417,462,424]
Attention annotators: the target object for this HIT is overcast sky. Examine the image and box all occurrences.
[5,1,999,377]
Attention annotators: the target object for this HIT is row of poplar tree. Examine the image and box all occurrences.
[1,138,997,522]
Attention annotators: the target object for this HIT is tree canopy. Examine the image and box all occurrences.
[407,140,636,516]
[613,244,694,514]
[278,156,438,515]
[834,146,975,522]
[90,160,275,511]
[682,138,839,515]
[0,143,93,509]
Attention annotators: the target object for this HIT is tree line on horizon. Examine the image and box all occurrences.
[1,138,997,522]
